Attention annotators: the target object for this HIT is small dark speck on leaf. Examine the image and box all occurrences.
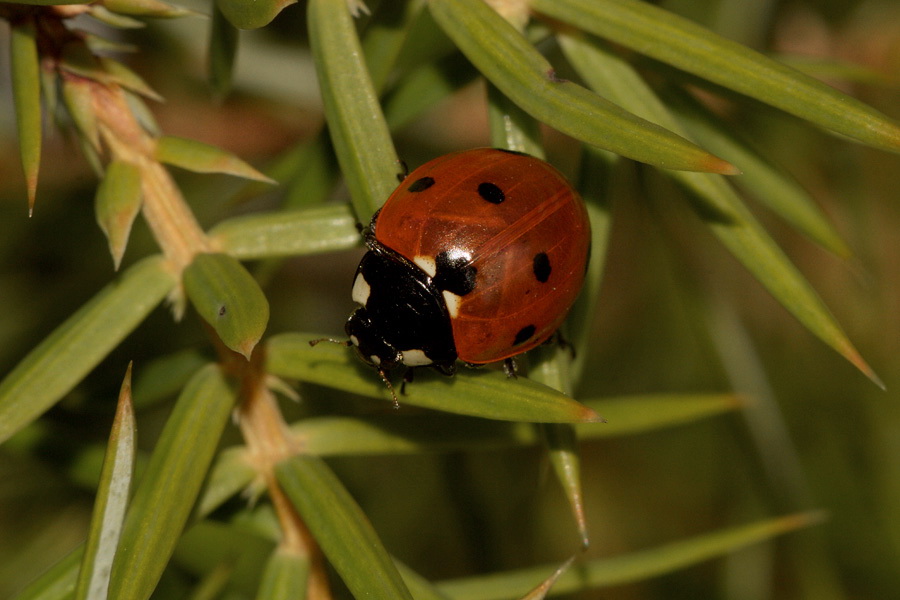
[218,305,227,316]
[547,69,568,83]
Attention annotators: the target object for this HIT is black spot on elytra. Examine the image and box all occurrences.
[477,182,505,204]
[533,252,551,283]
[408,176,435,192]
[433,251,477,296]
[514,325,536,346]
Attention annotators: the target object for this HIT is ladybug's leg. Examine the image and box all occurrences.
[503,357,519,379]
[377,368,401,409]
[396,158,409,182]
[400,367,415,395]
[542,331,576,358]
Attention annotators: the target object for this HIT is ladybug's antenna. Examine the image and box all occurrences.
[378,368,400,409]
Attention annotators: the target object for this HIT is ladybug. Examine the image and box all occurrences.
[337,148,590,400]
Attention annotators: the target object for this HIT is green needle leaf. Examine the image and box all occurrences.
[253,549,309,600]
[156,136,274,183]
[437,513,823,598]
[308,0,401,218]
[276,455,415,600]
[428,0,737,174]
[75,364,136,600]
[210,204,359,260]
[534,0,900,153]
[95,160,143,270]
[0,256,176,445]
[558,32,879,386]
[216,0,295,29]
[209,5,238,100]
[267,333,602,423]
[10,18,42,213]
[183,253,270,359]
[108,365,236,600]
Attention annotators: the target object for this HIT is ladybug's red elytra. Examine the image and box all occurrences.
[339,148,591,400]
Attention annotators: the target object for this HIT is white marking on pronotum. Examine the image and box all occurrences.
[413,255,437,278]
[349,335,360,347]
[370,355,381,365]
[401,349,432,367]
[352,273,371,306]
[442,290,462,318]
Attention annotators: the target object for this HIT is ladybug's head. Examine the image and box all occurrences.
[345,307,403,372]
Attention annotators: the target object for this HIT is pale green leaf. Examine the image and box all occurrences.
[664,89,850,256]
[75,364,136,600]
[286,394,739,455]
[276,455,415,600]
[99,57,163,101]
[308,0,401,218]
[437,513,823,599]
[95,160,143,270]
[0,256,176,444]
[10,18,42,211]
[209,5,238,99]
[108,365,236,600]
[100,0,192,18]
[61,76,101,152]
[268,333,602,423]
[210,204,359,260]
[428,0,737,174]
[558,31,879,385]
[183,253,270,359]
[216,0,295,30]
[156,136,274,183]
[533,0,900,153]
[253,549,309,600]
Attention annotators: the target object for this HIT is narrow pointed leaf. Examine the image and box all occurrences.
[155,136,274,182]
[428,0,736,174]
[95,160,143,270]
[541,424,589,547]
[533,0,900,153]
[183,253,269,359]
[99,57,163,101]
[10,18,42,211]
[210,204,359,260]
[88,6,147,28]
[209,5,238,99]
[487,84,543,158]
[587,393,743,437]
[108,365,236,600]
[75,364,136,600]
[520,557,575,600]
[100,0,192,17]
[193,446,255,520]
[665,90,850,256]
[276,455,415,600]
[0,256,176,444]
[61,75,101,152]
[254,549,309,600]
[286,393,741,457]
[267,333,601,423]
[569,156,616,386]
[437,513,823,598]
[308,0,401,218]
[12,546,83,600]
[383,54,479,130]
[559,32,879,385]
[216,0,295,30]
